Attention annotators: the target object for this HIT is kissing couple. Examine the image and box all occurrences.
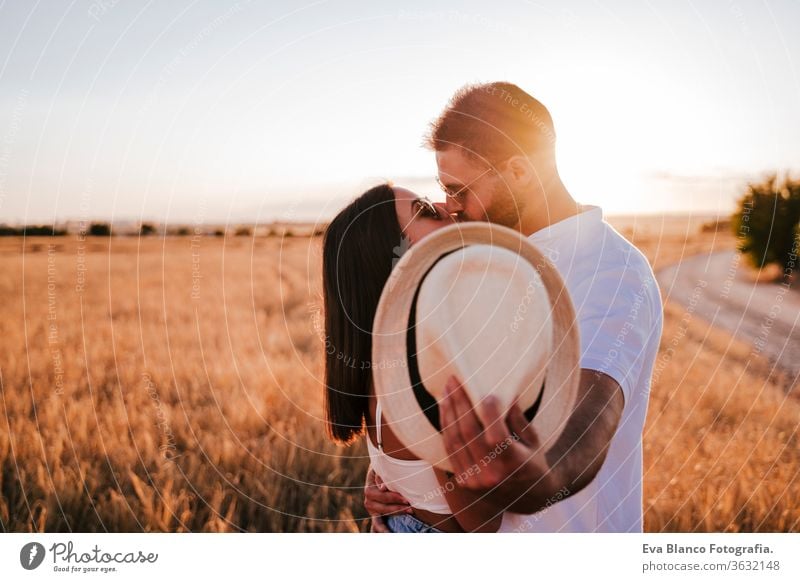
[320,82,663,533]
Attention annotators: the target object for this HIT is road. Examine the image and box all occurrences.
[656,250,800,383]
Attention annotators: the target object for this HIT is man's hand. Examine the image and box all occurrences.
[364,466,412,532]
[439,376,556,509]
[439,370,624,515]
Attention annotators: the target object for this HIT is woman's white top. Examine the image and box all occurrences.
[366,400,452,515]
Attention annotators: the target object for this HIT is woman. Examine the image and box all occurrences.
[321,183,502,533]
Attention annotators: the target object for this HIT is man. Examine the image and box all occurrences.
[365,82,663,532]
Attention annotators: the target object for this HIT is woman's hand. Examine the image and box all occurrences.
[364,466,412,532]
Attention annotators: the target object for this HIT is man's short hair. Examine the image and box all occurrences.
[425,82,556,165]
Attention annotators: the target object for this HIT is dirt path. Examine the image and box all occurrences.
[656,250,800,382]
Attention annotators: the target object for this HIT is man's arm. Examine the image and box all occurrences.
[510,369,623,513]
[432,468,504,532]
[438,370,624,515]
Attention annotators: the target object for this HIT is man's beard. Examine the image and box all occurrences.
[484,183,524,229]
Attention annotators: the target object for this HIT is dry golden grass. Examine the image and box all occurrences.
[625,220,800,532]
[0,234,368,532]
[643,300,799,532]
[0,219,797,532]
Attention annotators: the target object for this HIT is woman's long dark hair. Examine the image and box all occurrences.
[322,184,402,444]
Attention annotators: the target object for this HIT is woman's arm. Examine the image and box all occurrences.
[433,468,503,532]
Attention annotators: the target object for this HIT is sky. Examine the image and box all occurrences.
[0,0,798,224]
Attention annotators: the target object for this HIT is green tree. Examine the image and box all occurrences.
[88,222,112,236]
[19,225,66,236]
[732,174,800,272]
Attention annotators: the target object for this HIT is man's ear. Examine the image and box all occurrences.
[504,155,535,185]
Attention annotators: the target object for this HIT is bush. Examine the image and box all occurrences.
[29,225,66,236]
[88,222,112,236]
[0,225,66,236]
[732,174,800,272]
[140,223,157,236]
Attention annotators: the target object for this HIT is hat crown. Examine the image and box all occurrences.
[371,222,580,471]
[415,245,553,418]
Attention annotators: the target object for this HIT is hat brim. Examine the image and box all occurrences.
[372,222,580,472]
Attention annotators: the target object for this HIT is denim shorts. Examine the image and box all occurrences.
[385,513,443,533]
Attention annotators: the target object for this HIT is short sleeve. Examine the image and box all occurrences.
[574,262,663,404]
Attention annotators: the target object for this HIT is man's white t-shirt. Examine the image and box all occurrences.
[499,205,664,532]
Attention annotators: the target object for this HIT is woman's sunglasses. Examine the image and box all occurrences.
[401,197,440,234]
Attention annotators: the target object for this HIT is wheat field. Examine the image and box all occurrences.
[0,221,798,532]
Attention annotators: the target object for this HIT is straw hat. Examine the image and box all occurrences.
[371,222,580,472]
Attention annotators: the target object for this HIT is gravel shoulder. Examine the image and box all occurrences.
[656,250,800,383]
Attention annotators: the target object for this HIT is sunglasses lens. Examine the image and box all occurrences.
[423,200,438,217]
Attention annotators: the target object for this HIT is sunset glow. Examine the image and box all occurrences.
[0,1,798,223]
